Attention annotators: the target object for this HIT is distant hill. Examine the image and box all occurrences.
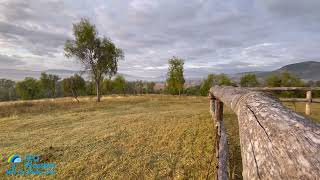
[276,61,320,80]
[231,61,320,81]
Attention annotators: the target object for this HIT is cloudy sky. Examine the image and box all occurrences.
[0,0,320,79]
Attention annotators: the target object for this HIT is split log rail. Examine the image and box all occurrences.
[247,87,320,115]
[209,86,320,180]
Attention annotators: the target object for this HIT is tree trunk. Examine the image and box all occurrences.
[96,81,101,102]
[71,89,79,103]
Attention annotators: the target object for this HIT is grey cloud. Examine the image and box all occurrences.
[0,21,68,57]
[0,54,26,68]
[259,0,320,18]
[0,0,320,79]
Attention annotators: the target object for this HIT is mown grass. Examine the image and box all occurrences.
[0,95,318,179]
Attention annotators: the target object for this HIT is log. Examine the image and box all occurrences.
[313,99,320,103]
[210,97,228,180]
[279,98,320,103]
[279,98,308,102]
[209,86,320,180]
[306,91,312,115]
[248,87,320,91]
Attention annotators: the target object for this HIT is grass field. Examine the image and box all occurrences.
[0,95,319,179]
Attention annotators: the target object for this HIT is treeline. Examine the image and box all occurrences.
[0,73,157,102]
[1,71,320,102]
[197,71,320,97]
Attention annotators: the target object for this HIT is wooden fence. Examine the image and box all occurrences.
[247,87,320,115]
[209,86,320,180]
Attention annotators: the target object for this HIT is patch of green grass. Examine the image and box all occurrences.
[0,95,318,179]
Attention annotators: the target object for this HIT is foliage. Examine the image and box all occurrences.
[240,74,259,87]
[213,74,233,86]
[85,81,96,96]
[64,18,124,102]
[265,71,304,87]
[124,81,136,94]
[200,74,214,96]
[39,72,60,98]
[166,57,185,95]
[265,71,305,98]
[113,75,126,94]
[0,79,17,101]
[62,74,86,102]
[146,82,156,94]
[199,74,234,96]
[306,80,320,98]
[122,80,156,95]
[16,77,41,100]
[102,78,113,95]
[185,85,200,96]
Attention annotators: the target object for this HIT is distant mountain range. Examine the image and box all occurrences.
[230,61,320,81]
[0,61,319,82]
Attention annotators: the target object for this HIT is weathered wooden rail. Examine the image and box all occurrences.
[247,87,320,115]
[209,86,320,180]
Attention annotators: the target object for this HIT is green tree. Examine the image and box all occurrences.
[102,78,113,95]
[64,18,124,102]
[62,74,86,102]
[166,57,185,95]
[265,75,281,87]
[199,74,234,96]
[16,77,41,100]
[85,81,96,96]
[185,85,200,96]
[265,71,305,98]
[39,72,60,98]
[265,71,304,87]
[200,74,214,96]
[240,74,259,87]
[113,75,126,95]
[0,79,16,101]
[214,74,233,86]
[146,82,156,94]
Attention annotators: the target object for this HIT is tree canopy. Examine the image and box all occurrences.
[240,74,259,87]
[166,57,185,95]
[64,18,124,102]
[200,74,214,96]
[62,74,86,102]
[199,74,234,96]
[40,72,60,98]
[16,77,41,100]
[265,71,304,87]
[113,75,126,95]
[0,79,16,101]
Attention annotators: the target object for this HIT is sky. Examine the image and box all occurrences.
[0,0,320,79]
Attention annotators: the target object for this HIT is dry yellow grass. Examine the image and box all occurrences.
[0,95,318,179]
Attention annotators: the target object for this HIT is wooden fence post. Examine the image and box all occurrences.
[306,91,312,115]
[210,95,228,180]
[210,86,320,179]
